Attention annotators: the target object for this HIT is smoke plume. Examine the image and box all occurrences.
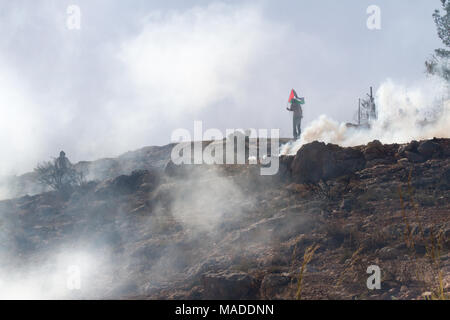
[281,77,450,155]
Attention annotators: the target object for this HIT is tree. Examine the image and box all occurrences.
[34,151,84,193]
[426,0,450,81]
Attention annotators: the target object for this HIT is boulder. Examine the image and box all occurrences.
[291,141,365,184]
[417,140,441,158]
[363,140,385,161]
[260,273,291,299]
[404,151,425,163]
[164,160,182,177]
[201,271,260,299]
[397,140,419,156]
[164,160,198,177]
[95,170,159,197]
[278,155,294,180]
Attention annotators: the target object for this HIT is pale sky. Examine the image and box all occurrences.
[0,0,444,175]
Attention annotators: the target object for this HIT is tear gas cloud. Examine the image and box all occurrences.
[281,76,450,155]
[0,248,111,299]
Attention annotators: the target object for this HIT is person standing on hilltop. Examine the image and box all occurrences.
[55,150,71,172]
[286,89,305,140]
[54,150,74,188]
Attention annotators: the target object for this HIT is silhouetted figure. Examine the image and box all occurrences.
[286,89,304,140]
[55,151,71,172]
[35,150,83,196]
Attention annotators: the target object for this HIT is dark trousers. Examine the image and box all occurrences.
[293,116,302,140]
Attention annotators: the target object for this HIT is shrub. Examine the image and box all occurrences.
[34,151,84,193]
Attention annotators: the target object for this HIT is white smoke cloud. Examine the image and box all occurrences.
[0,249,109,299]
[281,76,450,155]
[118,3,284,117]
[0,2,291,180]
[0,60,46,177]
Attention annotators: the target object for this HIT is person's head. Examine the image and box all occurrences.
[60,151,66,157]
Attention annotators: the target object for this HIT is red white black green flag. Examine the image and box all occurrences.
[288,89,305,104]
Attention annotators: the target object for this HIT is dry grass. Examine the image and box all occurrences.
[336,245,364,288]
[398,169,448,300]
[295,244,320,300]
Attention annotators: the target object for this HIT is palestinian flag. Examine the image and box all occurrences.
[288,89,305,105]
[288,89,298,103]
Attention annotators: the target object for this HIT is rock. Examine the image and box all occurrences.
[286,183,310,197]
[417,140,441,158]
[164,159,203,178]
[260,274,291,299]
[398,140,419,156]
[404,151,425,163]
[365,158,396,168]
[201,271,260,299]
[291,141,330,183]
[95,170,159,197]
[185,286,203,299]
[363,140,385,161]
[164,160,182,177]
[441,139,450,157]
[278,155,294,180]
[291,141,365,184]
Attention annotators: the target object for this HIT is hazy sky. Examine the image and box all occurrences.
[0,0,444,175]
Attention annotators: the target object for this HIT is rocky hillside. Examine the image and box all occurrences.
[0,138,449,299]
[0,143,177,200]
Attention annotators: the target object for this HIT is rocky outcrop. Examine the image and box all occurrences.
[94,169,160,198]
[260,273,291,299]
[397,138,447,162]
[288,138,449,184]
[1,144,175,200]
[0,138,448,300]
[291,141,365,183]
[201,271,260,299]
